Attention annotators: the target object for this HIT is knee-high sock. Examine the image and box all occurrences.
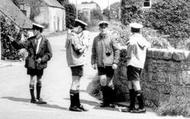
[101,86,111,104]
[75,90,80,107]
[36,82,42,99]
[70,90,79,107]
[29,84,35,100]
[136,90,145,109]
[129,89,135,109]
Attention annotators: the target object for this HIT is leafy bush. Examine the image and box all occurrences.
[144,0,190,47]
[0,15,21,60]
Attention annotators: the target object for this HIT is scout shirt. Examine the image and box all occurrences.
[127,33,151,69]
[65,30,89,67]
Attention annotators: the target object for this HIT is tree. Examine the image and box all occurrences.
[109,2,121,20]
[64,3,76,28]
[29,0,42,21]
[103,8,110,19]
[120,0,144,25]
[91,9,103,21]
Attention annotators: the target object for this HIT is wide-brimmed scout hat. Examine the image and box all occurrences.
[32,23,44,32]
[74,19,88,29]
[129,22,143,29]
[32,23,44,29]
[98,21,109,28]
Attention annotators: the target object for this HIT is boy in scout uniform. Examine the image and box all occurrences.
[122,23,150,113]
[91,21,120,107]
[65,19,89,112]
[10,23,53,104]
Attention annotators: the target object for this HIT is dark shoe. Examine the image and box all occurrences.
[100,102,110,107]
[100,103,115,108]
[121,108,130,112]
[130,108,146,113]
[36,98,47,104]
[30,99,36,103]
[109,103,116,108]
[78,105,88,111]
[121,107,136,112]
[69,106,82,112]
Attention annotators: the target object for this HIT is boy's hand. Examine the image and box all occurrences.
[92,63,97,70]
[112,64,118,70]
[36,58,42,64]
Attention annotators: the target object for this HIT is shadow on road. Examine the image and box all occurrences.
[2,96,68,111]
[2,96,29,103]
[37,103,68,111]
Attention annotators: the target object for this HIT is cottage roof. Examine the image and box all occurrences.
[43,0,64,9]
[0,0,32,29]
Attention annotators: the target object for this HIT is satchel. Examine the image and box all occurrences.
[25,57,36,69]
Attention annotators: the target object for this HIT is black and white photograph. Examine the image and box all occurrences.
[0,0,190,118]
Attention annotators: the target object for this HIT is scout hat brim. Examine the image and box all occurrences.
[98,21,109,27]
[32,23,44,29]
[74,19,88,27]
[129,22,143,29]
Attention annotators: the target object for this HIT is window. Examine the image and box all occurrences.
[143,0,151,8]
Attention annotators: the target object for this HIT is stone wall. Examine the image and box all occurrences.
[143,48,190,108]
[87,47,190,116]
[115,48,190,110]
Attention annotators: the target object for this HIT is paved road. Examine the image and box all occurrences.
[0,32,185,119]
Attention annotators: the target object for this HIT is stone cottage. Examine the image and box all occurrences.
[16,0,66,32]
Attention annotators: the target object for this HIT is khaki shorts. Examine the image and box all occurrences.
[97,66,114,78]
[127,65,142,81]
[70,65,83,77]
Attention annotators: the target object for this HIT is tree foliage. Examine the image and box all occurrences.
[109,2,121,20]
[121,0,144,25]
[144,0,190,40]
[91,9,103,21]
[103,8,110,19]
[29,0,42,21]
[64,3,76,28]
[121,0,190,48]
[0,15,21,60]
